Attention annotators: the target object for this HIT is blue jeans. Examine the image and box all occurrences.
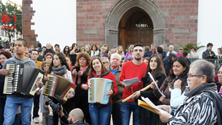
[13,114,22,125]
[3,96,33,125]
[121,102,140,125]
[89,104,112,125]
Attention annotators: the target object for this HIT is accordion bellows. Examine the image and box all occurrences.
[88,78,113,105]
[4,63,44,96]
[43,74,77,101]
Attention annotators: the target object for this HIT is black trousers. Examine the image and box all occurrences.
[33,93,40,118]
[111,102,122,125]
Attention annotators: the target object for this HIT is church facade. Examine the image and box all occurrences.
[22,0,198,50]
[76,0,198,50]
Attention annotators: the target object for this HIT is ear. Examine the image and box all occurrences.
[72,116,77,123]
[183,67,186,71]
[201,75,207,84]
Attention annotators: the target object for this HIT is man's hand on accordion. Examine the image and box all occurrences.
[0,69,9,76]
[36,81,43,88]
[106,89,113,97]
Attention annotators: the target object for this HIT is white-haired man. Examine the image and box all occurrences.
[43,43,55,58]
[166,45,177,56]
[108,53,123,125]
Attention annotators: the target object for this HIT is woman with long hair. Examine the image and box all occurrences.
[132,54,166,125]
[0,51,12,124]
[124,44,134,60]
[63,46,70,57]
[89,44,100,57]
[70,43,80,66]
[81,57,118,125]
[152,56,189,125]
[117,45,125,59]
[66,57,74,70]
[71,52,91,124]
[49,52,73,125]
[103,44,109,53]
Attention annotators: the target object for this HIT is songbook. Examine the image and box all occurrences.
[123,77,140,86]
[138,96,166,115]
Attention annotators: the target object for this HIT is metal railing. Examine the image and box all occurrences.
[188,58,222,71]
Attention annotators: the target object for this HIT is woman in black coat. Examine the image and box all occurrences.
[71,52,91,124]
[133,54,166,125]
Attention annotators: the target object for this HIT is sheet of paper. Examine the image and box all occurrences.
[148,72,166,97]
[141,96,167,113]
[123,77,140,86]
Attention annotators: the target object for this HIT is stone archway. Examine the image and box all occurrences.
[105,0,167,49]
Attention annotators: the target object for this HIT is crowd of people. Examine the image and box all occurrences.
[0,39,222,125]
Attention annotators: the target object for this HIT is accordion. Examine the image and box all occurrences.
[43,74,77,102]
[88,78,113,104]
[3,63,44,96]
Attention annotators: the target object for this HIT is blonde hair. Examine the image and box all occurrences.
[117,45,124,55]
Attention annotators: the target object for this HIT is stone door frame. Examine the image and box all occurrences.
[105,0,167,49]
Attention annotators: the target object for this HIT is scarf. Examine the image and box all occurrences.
[185,83,222,125]
[51,65,67,75]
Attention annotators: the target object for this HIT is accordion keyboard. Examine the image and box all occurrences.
[44,75,57,96]
[4,64,15,94]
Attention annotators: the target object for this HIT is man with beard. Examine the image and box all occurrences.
[119,44,148,125]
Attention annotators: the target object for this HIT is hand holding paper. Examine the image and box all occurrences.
[148,72,166,97]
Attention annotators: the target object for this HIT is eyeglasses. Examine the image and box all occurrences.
[133,49,143,52]
[218,71,222,74]
[187,73,202,78]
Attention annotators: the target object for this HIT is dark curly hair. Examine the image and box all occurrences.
[51,52,70,70]
[63,46,70,56]
[167,56,189,89]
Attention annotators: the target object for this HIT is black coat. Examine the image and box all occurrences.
[202,49,217,59]
[139,72,166,125]
[163,56,173,76]
[43,49,55,58]
[72,67,90,98]
[70,50,80,66]
[70,67,91,124]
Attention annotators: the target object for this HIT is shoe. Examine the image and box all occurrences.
[33,117,39,123]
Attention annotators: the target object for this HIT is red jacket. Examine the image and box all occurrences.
[81,70,118,105]
[119,61,148,102]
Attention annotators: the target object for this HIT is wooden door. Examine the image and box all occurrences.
[125,27,152,48]
[121,10,154,49]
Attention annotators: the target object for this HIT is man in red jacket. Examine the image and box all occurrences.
[119,44,148,125]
